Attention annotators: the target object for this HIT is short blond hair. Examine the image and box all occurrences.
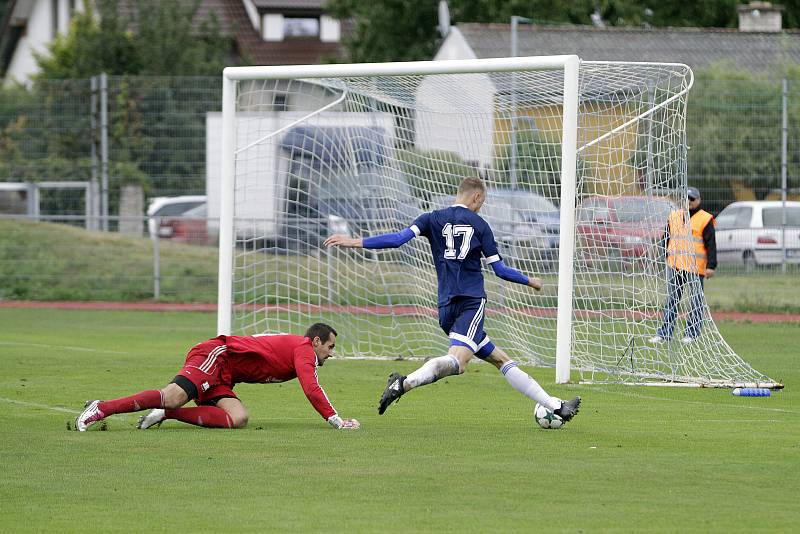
[457,177,486,196]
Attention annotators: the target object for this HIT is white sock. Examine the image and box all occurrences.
[500,361,561,411]
[405,355,460,390]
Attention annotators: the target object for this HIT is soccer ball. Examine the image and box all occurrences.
[534,403,564,429]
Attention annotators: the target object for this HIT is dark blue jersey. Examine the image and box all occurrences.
[411,204,501,306]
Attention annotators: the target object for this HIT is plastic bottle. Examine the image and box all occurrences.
[731,387,771,397]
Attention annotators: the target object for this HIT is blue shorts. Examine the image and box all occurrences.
[438,296,495,359]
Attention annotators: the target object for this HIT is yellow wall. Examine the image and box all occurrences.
[493,101,642,197]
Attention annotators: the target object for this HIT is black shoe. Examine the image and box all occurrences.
[378,372,406,415]
[554,396,581,423]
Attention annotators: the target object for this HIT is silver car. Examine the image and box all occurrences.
[715,200,800,268]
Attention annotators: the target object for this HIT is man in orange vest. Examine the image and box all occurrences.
[650,186,717,344]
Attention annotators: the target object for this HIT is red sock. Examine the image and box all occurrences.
[165,406,234,428]
[99,390,162,415]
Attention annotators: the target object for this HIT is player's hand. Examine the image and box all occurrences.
[528,277,543,291]
[705,268,715,279]
[340,418,360,430]
[324,234,362,248]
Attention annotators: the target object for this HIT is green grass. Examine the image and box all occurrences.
[0,308,798,532]
[704,272,800,313]
[0,219,218,302]
[2,218,800,313]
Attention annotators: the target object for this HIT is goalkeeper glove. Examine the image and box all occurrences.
[327,415,361,430]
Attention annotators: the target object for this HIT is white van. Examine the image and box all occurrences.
[206,113,418,248]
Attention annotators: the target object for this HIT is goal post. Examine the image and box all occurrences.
[217,55,581,341]
[216,55,781,390]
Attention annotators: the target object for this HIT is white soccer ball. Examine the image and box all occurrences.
[534,402,564,429]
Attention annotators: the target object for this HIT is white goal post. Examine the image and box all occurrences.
[216,55,781,389]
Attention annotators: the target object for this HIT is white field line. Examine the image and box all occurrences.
[0,397,80,414]
[0,397,140,424]
[0,340,136,356]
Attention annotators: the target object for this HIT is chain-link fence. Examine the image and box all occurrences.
[0,74,798,302]
[0,75,220,230]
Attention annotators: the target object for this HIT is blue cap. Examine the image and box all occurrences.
[687,187,700,200]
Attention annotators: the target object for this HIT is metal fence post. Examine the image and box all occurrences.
[90,75,100,231]
[26,182,39,221]
[100,72,109,232]
[510,16,519,189]
[781,78,788,273]
[152,216,161,300]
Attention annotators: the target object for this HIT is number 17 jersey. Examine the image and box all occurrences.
[411,204,501,307]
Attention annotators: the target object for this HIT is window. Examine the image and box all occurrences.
[715,207,741,230]
[614,198,672,223]
[283,17,319,38]
[153,202,204,217]
[763,207,800,227]
[578,199,607,222]
[273,94,288,112]
[735,207,753,228]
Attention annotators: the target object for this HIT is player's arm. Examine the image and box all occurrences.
[324,227,417,249]
[486,256,543,290]
[479,220,542,290]
[293,348,360,430]
[325,214,429,250]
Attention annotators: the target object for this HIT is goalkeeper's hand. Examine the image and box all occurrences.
[324,235,363,248]
[327,415,361,430]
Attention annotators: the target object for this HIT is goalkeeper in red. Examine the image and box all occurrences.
[324,177,580,423]
[75,323,360,431]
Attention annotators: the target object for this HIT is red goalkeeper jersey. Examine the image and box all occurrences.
[221,334,337,420]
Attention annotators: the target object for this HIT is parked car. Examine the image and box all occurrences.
[576,195,675,268]
[154,203,211,245]
[146,195,206,240]
[715,200,800,268]
[485,188,560,250]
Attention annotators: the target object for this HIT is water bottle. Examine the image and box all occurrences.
[731,387,771,397]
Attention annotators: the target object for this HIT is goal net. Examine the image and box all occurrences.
[216,56,780,389]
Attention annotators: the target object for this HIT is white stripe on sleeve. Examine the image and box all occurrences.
[485,254,501,264]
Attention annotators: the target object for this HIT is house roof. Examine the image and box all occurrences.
[216,0,350,65]
[251,0,327,10]
[456,23,800,73]
[100,0,347,66]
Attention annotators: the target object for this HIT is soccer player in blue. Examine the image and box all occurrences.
[324,177,580,423]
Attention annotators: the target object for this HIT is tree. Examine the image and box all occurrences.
[3,1,233,212]
[687,64,800,211]
[35,0,232,79]
[325,0,440,62]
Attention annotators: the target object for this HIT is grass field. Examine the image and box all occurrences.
[1,308,798,532]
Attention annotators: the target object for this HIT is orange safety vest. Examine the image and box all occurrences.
[667,209,715,275]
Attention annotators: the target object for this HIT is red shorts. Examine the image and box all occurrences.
[174,338,237,405]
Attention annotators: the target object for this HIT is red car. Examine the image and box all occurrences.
[575,195,675,268]
[155,204,212,245]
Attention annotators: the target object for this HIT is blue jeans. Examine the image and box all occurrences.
[657,267,705,340]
